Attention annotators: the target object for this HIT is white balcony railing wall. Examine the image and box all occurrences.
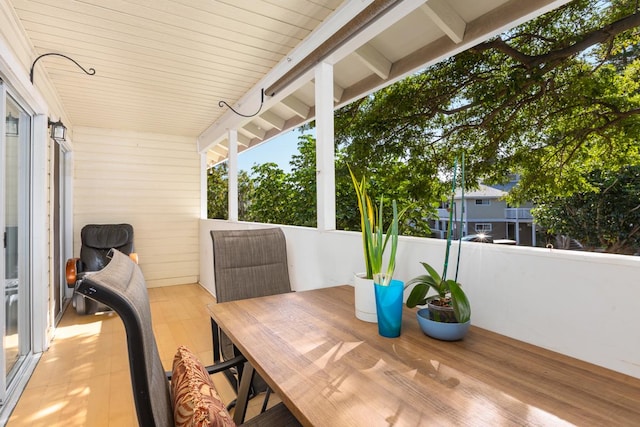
[200,219,640,380]
[437,207,534,220]
[505,207,533,219]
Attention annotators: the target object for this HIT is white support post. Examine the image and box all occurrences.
[31,114,49,353]
[228,129,239,222]
[200,153,207,219]
[315,62,336,231]
[532,222,537,247]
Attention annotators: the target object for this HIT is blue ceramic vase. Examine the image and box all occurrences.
[374,279,404,338]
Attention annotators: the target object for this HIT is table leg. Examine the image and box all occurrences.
[233,361,255,425]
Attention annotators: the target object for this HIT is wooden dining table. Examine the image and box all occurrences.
[208,285,640,426]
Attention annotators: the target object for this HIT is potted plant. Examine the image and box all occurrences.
[349,166,401,327]
[405,157,471,340]
[405,261,471,340]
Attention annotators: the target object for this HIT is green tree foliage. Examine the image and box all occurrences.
[207,163,228,219]
[287,135,317,227]
[335,149,361,231]
[206,163,253,220]
[533,165,640,254]
[334,0,640,205]
[240,135,318,227]
[340,160,436,236]
[208,137,317,227]
[237,169,254,220]
[244,162,295,225]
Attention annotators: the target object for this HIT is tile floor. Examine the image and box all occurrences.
[7,284,271,426]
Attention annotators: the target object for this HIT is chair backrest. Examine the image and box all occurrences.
[210,228,292,303]
[211,227,292,372]
[80,224,134,271]
[76,249,173,427]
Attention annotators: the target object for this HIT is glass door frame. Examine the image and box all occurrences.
[53,139,73,324]
[0,51,51,421]
[0,78,48,412]
[0,79,6,404]
[0,83,33,403]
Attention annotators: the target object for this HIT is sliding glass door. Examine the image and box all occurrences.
[1,86,32,401]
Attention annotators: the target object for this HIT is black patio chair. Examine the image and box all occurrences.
[76,249,300,427]
[210,228,293,412]
[66,223,137,314]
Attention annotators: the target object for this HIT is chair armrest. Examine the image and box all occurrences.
[165,354,246,381]
[204,354,247,375]
[65,258,81,287]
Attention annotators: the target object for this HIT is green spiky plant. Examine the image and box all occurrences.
[405,156,471,323]
[349,166,399,286]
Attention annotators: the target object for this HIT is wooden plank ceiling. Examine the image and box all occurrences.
[8,0,568,165]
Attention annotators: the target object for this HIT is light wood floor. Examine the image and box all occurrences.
[7,284,274,426]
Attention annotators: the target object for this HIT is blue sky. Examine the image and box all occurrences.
[237,128,313,174]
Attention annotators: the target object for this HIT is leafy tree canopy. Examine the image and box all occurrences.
[207,163,253,220]
[209,0,640,251]
[207,162,229,219]
[334,0,640,204]
[533,165,640,254]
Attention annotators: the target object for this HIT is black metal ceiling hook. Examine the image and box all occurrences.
[218,88,265,118]
[30,52,96,84]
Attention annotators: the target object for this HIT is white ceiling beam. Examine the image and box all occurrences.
[206,150,220,164]
[354,43,392,79]
[281,95,310,119]
[237,133,251,147]
[242,122,266,140]
[333,82,344,103]
[259,110,286,131]
[311,79,344,103]
[420,0,466,44]
[325,0,426,65]
[210,143,227,156]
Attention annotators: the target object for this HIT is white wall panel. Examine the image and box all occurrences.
[73,127,200,287]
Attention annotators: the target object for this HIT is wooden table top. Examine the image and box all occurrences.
[208,285,640,427]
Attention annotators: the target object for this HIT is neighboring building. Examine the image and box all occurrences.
[432,182,537,246]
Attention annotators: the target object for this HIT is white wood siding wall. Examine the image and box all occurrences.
[72,127,200,287]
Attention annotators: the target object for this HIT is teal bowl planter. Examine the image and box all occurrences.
[416,308,470,341]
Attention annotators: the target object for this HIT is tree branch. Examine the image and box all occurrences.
[475,13,640,70]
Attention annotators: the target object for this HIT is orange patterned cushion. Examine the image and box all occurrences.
[171,346,237,427]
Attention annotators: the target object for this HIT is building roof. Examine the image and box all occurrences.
[454,183,507,200]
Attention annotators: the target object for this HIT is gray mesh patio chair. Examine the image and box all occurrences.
[76,249,300,427]
[210,227,292,412]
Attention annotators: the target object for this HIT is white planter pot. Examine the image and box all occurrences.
[354,273,377,323]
